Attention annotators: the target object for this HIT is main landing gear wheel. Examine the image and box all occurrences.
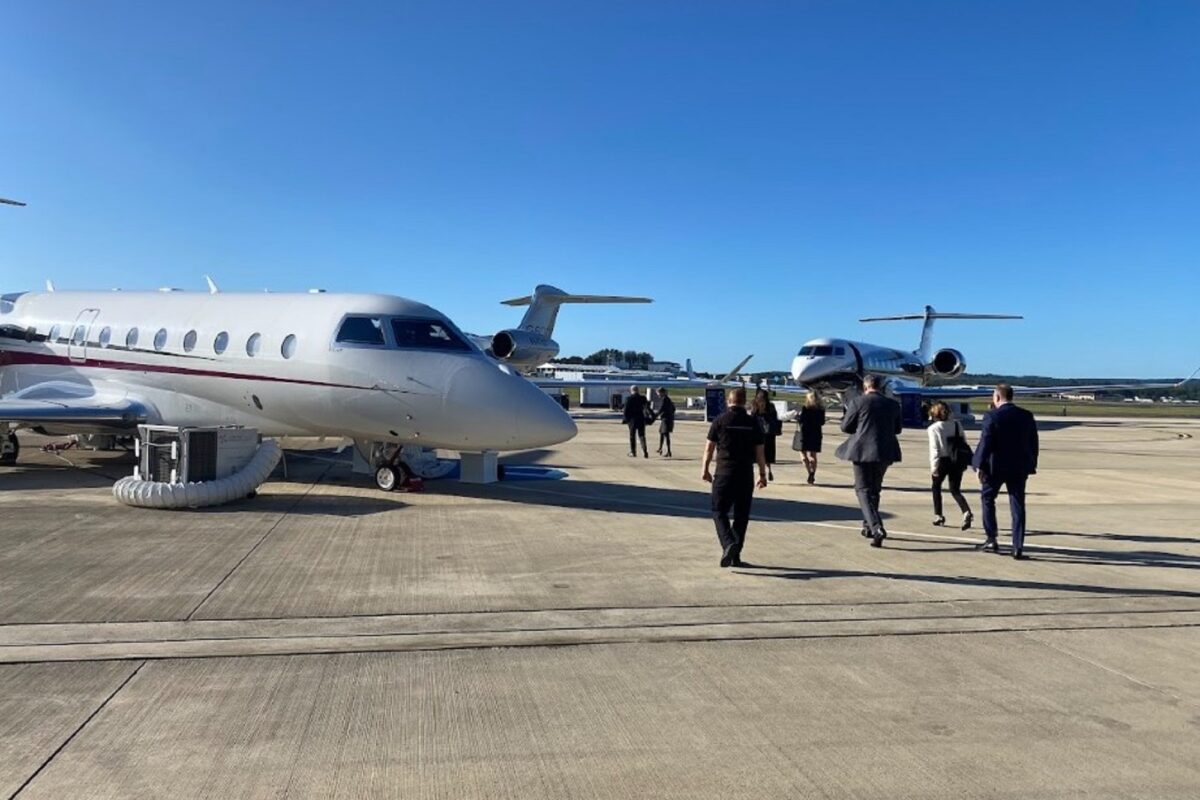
[0,433,18,466]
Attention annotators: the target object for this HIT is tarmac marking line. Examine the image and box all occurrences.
[2,622,1199,666]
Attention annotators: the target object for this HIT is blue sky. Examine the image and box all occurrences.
[2,1,1198,376]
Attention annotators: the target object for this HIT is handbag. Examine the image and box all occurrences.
[791,425,804,451]
[949,421,973,470]
[770,418,784,437]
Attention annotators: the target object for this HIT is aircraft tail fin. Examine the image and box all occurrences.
[500,284,652,338]
[685,358,697,380]
[860,305,1022,362]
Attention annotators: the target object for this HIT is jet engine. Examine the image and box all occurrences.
[929,348,967,379]
[490,329,560,366]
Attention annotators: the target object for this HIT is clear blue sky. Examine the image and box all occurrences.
[2,1,1197,376]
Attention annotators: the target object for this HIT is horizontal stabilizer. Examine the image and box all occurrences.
[502,293,653,307]
[860,312,1022,322]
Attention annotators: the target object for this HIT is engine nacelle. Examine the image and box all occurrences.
[929,348,967,379]
[490,329,560,367]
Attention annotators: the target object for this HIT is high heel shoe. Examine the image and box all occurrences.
[961,511,974,531]
[932,515,946,527]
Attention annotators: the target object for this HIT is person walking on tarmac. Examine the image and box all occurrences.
[751,388,781,482]
[702,387,769,568]
[623,385,652,458]
[654,387,676,457]
[835,374,903,548]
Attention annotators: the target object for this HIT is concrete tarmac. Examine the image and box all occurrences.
[1,413,1198,798]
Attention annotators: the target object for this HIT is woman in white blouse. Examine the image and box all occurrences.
[927,401,973,529]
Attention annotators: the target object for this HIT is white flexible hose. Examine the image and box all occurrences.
[112,439,282,509]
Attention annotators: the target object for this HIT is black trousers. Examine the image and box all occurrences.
[981,473,1028,551]
[627,421,647,454]
[852,461,889,534]
[712,471,754,559]
[932,457,971,517]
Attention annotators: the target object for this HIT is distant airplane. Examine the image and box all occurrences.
[784,305,1196,405]
[0,197,26,207]
[0,288,577,486]
[469,284,651,373]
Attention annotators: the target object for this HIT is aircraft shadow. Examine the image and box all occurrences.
[437,478,872,523]
[731,566,1200,600]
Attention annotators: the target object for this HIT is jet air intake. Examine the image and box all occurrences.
[930,348,967,379]
[490,329,559,366]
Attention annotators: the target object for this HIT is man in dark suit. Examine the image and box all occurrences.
[972,383,1039,559]
[836,375,903,547]
[622,385,651,458]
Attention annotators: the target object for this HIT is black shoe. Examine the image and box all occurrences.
[720,551,733,568]
[932,515,946,527]
[643,451,649,459]
[860,525,872,539]
[976,539,999,553]
[871,530,884,548]
[1012,550,1028,560]
[961,512,974,531]
[807,474,815,485]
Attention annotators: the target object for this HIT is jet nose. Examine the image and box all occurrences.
[446,360,576,449]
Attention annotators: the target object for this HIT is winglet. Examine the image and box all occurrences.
[45,280,55,292]
[204,275,220,294]
[718,355,753,384]
[1175,366,1200,388]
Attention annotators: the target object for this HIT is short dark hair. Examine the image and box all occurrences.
[995,383,1014,401]
[657,387,668,396]
[863,374,882,390]
[728,387,747,406]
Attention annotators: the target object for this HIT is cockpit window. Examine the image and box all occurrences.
[798,346,814,356]
[799,345,835,357]
[0,293,22,315]
[336,316,386,346]
[391,318,471,351]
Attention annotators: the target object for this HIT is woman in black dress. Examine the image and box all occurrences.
[655,387,676,457]
[795,392,826,484]
[751,389,780,481]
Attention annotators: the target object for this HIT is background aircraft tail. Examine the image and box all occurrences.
[501,284,652,339]
[861,305,1022,362]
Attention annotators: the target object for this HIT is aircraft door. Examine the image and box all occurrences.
[68,308,101,363]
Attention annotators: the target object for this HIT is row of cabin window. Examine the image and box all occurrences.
[47,323,298,359]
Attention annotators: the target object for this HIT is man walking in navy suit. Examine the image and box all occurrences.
[972,383,1039,559]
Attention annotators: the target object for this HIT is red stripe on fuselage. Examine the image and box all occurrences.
[0,350,375,390]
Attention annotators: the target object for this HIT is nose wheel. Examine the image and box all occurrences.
[0,433,18,465]
[374,460,419,492]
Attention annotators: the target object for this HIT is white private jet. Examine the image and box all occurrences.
[0,287,577,483]
[469,284,652,373]
[786,305,1197,408]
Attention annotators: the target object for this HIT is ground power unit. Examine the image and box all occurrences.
[134,425,261,484]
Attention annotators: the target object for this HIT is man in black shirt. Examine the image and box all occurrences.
[703,387,769,567]
[623,385,651,458]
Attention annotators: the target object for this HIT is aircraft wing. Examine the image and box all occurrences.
[897,375,1197,400]
[0,382,149,429]
[531,355,754,390]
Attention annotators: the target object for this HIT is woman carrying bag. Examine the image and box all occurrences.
[926,401,974,529]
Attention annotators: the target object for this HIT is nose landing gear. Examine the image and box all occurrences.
[375,463,418,492]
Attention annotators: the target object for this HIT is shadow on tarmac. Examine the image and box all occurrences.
[733,565,1200,599]
[438,479,870,523]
